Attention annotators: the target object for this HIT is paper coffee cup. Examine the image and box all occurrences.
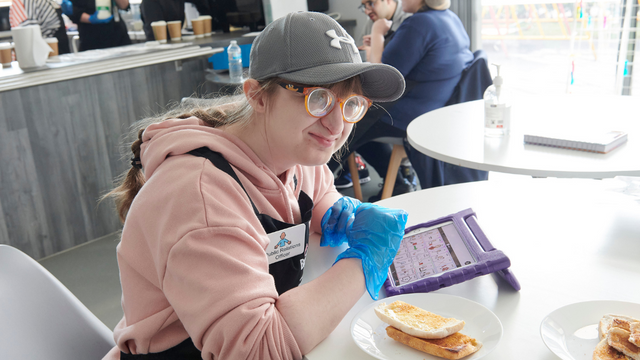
[167,21,182,41]
[45,37,59,57]
[191,18,205,38]
[0,42,12,66]
[198,15,212,36]
[151,21,167,43]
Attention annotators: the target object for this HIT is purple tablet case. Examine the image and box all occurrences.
[383,208,520,296]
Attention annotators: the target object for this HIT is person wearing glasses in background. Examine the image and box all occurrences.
[327,0,414,197]
[101,12,408,360]
[363,0,483,189]
[61,0,131,51]
[357,0,411,51]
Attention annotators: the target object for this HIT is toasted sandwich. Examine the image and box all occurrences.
[594,338,631,360]
[386,326,482,360]
[374,301,465,339]
[607,328,640,360]
[599,315,640,340]
[630,322,640,347]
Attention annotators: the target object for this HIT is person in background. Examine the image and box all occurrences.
[348,0,483,192]
[357,0,410,50]
[100,12,407,360]
[9,0,71,54]
[329,0,414,195]
[61,0,131,51]
[139,0,184,41]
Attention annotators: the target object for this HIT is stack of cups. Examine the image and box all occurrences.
[151,21,167,43]
[0,42,12,67]
[167,21,182,42]
[198,15,212,36]
[191,18,205,38]
[45,38,59,57]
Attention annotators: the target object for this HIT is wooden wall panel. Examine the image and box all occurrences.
[0,129,52,257]
[0,56,212,259]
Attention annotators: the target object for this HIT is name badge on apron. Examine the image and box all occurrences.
[266,223,306,264]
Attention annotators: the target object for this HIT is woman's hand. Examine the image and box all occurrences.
[362,34,372,47]
[334,203,408,299]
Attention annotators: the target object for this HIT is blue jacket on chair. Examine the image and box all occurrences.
[405,49,493,189]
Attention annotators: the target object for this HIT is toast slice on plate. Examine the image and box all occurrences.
[607,328,640,360]
[599,315,640,340]
[630,322,640,347]
[594,338,631,360]
[374,301,465,339]
[386,326,482,360]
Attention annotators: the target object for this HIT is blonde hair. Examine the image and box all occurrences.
[103,76,363,223]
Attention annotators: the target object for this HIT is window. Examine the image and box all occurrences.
[481,0,639,97]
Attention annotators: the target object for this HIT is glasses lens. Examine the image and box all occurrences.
[307,88,335,117]
[342,96,369,123]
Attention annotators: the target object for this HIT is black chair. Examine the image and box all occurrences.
[404,49,493,189]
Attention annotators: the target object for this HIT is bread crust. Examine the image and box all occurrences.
[386,326,482,360]
[607,328,640,360]
[594,338,631,360]
[375,301,465,339]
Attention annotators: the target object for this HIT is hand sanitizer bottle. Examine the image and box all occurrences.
[484,64,511,137]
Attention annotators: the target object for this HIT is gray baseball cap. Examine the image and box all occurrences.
[249,11,405,102]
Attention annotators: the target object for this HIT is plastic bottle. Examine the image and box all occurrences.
[95,0,112,19]
[484,64,511,137]
[228,40,243,83]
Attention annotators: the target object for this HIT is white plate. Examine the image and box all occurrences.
[540,300,640,360]
[350,293,503,360]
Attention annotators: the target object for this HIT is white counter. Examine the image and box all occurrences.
[0,42,223,92]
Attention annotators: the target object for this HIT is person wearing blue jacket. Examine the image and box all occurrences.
[375,0,472,131]
[344,0,487,191]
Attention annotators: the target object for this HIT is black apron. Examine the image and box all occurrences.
[53,8,71,54]
[121,147,313,359]
[77,0,131,51]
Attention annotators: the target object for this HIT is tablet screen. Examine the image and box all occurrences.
[389,221,476,287]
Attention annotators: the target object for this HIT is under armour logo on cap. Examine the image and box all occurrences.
[325,29,358,54]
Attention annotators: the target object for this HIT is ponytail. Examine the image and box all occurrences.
[101,128,146,223]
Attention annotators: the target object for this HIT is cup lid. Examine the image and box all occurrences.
[0,42,12,49]
[151,21,167,26]
[45,38,58,43]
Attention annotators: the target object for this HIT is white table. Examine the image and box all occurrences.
[406,95,640,178]
[303,176,640,359]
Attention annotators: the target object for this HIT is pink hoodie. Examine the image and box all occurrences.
[103,117,342,360]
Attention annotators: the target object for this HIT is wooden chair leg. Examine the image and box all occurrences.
[347,153,363,201]
[381,145,407,200]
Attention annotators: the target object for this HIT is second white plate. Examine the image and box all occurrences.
[540,300,640,360]
[350,293,503,360]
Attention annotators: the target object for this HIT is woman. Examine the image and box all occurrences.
[102,11,407,360]
[9,0,71,54]
[349,0,486,190]
[62,0,131,51]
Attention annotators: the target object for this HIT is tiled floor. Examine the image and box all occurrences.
[38,168,526,331]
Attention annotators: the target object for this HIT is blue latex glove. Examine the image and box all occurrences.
[89,12,113,24]
[333,203,408,300]
[320,197,362,247]
[61,0,73,16]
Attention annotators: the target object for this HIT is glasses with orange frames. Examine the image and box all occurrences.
[279,82,372,123]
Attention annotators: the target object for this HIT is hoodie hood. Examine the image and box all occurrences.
[139,117,296,192]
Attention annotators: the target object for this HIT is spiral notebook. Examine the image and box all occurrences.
[524,131,628,154]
